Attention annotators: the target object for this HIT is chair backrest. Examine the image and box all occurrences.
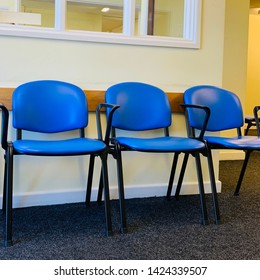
[105,82,172,131]
[12,80,88,133]
[184,85,244,131]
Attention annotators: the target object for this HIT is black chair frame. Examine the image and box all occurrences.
[173,104,220,224]
[0,102,119,247]
[89,103,220,233]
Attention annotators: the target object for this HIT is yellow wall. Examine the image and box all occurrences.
[222,0,249,104]
[246,14,260,115]
[0,0,249,207]
[221,0,249,142]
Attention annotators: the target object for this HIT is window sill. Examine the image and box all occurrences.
[0,24,200,49]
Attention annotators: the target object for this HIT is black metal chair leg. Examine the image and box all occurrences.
[234,150,252,196]
[244,123,251,136]
[115,144,127,233]
[100,152,112,237]
[97,171,104,206]
[194,152,209,225]
[2,157,7,214]
[4,144,14,247]
[206,147,221,224]
[85,154,95,207]
[166,153,179,200]
[174,153,189,200]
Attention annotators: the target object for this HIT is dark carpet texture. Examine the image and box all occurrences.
[0,152,260,260]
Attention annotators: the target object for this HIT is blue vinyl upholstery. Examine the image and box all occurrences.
[0,80,112,247]
[13,138,106,155]
[13,80,88,133]
[183,85,260,198]
[102,81,218,233]
[106,82,172,131]
[184,85,244,131]
[114,136,205,152]
[204,135,260,150]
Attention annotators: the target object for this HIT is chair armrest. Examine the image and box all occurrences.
[96,103,120,144]
[181,104,210,140]
[253,106,260,136]
[0,104,9,150]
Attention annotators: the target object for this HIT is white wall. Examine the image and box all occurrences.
[0,0,227,208]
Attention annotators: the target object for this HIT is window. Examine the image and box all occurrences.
[20,0,55,28]
[0,0,202,48]
[66,0,124,33]
[135,0,184,37]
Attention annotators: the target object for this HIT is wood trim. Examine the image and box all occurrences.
[167,92,184,113]
[0,87,184,113]
[0,88,13,110]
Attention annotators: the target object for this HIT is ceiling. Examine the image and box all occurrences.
[250,0,260,8]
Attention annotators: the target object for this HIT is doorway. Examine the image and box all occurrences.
[246,0,260,115]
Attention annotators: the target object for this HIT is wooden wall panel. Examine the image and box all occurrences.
[166,92,184,113]
[0,87,184,113]
[0,88,13,110]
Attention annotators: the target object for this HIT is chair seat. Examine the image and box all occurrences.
[114,136,205,152]
[205,135,260,149]
[13,138,106,155]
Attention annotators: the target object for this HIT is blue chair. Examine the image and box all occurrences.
[0,80,113,247]
[101,81,217,233]
[244,115,260,135]
[181,85,260,203]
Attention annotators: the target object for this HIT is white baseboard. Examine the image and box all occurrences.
[0,180,222,209]
[219,150,245,161]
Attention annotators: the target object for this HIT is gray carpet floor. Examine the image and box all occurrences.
[0,152,259,260]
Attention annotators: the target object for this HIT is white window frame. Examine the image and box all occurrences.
[0,0,202,48]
